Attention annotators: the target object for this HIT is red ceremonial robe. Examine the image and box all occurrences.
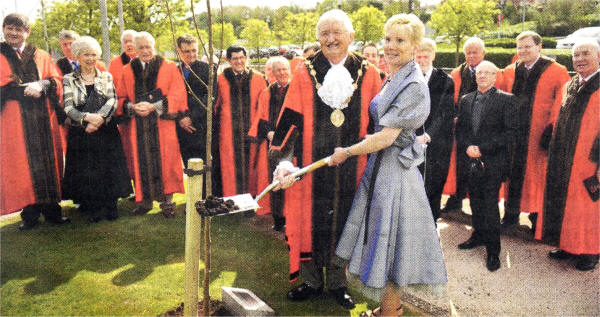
[502,57,570,214]
[289,56,304,74]
[109,53,135,177]
[272,51,382,282]
[115,56,187,202]
[248,83,289,215]
[535,73,599,255]
[443,63,503,195]
[0,42,64,214]
[215,68,267,197]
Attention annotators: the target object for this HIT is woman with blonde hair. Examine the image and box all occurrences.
[62,36,132,223]
[332,14,447,316]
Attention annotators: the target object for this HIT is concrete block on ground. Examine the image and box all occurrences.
[221,286,275,316]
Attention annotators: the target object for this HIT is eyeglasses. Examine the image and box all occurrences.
[476,71,495,76]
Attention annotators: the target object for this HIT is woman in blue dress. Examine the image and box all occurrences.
[330,14,447,316]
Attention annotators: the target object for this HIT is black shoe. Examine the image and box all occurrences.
[106,214,119,221]
[548,249,574,260]
[286,282,323,301]
[501,214,519,228]
[19,221,39,231]
[329,287,355,310]
[575,254,599,271]
[528,213,538,235]
[442,196,462,212]
[88,216,103,223]
[47,216,71,225]
[458,237,485,250]
[486,254,500,271]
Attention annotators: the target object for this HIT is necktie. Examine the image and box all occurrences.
[183,66,191,80]
[579,78,586,89]
[72,61,79,72]
[472,93,485,133]
[279,85,285,97]
[16,49,23,59]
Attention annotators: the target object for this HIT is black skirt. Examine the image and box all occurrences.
[62,120,132,202]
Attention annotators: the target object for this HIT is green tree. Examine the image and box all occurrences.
[27,0,190,56]
[240,19,272,61]
[283,12,319,48]
[210,22,237,51]
[429,0,499,66]
[535,0,599,36]
[351,6,385,44]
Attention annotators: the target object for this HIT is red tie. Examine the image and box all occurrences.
[16,49,23,59]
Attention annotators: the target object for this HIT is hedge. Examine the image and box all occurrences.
[484,37,557,49]
[433,48,573,71]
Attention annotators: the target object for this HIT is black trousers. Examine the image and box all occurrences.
[420,145,452,221]
[468,170,502,256]
[21,203,62,225]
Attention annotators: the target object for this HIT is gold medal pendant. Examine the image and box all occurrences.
[330,108,345,127]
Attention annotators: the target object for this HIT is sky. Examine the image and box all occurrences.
[1,0,442,23]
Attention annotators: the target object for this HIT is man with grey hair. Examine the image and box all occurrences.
[108,29,138,188]
[55,30,80,75]
[455,60,517,271]
[248,56,292,231]
[540,39,599,271]
[500,30,570,230]
[443,36,503,214]
[108,29,137,83]
[271,9,382,308]
[115,31,191,218]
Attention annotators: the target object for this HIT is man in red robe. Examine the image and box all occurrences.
[0,13,70,229]
[248,56,291,228]
[115,32,190,218]
[443,37,503,214]
[109,29,138,179]
[215,46,267,198]
[540,40,599,271]
[272,9,382,310]
[501,31,570,229]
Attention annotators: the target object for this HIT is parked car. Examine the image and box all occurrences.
[556,27,600,49]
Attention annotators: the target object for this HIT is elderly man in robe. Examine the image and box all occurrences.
[272,9,382,309]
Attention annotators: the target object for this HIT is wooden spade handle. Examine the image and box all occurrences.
[255,156,331,202]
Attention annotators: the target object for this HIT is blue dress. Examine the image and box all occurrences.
[335,61,447,301]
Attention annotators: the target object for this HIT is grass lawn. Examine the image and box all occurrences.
[0,196,406,316]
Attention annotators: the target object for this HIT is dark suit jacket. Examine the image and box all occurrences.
[176,60,217,149]
[416,68,455,157]
[455,86,517,180]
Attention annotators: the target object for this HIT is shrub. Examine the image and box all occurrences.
[484,37,557,49]
[433,48,573,71]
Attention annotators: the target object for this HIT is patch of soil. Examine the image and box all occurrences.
[161,300,229,316]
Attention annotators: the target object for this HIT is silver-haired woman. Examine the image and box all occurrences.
[331,14,448,316]
[62,36,132,223]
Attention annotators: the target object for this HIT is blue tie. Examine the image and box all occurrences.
[183,67,191,80]
[72,61,79,72]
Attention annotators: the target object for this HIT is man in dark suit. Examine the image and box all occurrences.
[455,61,517,271]
[175,34,215,169]
[415,38,456,222]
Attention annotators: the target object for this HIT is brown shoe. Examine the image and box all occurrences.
[132,206,152,216]
[160,202,176,218]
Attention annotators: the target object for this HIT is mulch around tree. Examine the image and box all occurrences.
[161,300,229,316]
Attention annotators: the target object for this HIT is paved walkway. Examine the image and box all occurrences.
[435,211,599,316]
